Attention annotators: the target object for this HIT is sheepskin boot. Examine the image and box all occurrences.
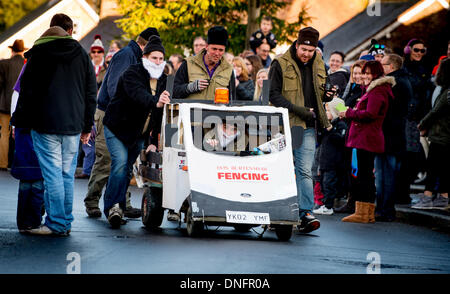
[367,202,376,223]
[342,201,370,223]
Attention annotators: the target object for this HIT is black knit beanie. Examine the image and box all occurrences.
[143,35,165,56]
[139,27,159,41]
[207,26,228,47]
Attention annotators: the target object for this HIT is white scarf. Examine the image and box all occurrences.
[142,58,166,79]
[217,126,240,148]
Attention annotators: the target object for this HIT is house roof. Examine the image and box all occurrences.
[320,0,419,61]
[0,0,62,45]
[79,15,124,53]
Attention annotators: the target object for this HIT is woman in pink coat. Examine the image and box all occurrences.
[339,61,395,223]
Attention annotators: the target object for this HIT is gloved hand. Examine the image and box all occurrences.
[292,105,315,121]
[186,79,209,93]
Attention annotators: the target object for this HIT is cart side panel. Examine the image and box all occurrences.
[162,147,190,212]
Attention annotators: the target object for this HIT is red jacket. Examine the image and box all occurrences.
[345,76,395,154]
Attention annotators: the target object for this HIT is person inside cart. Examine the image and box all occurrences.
[204,121,248,152]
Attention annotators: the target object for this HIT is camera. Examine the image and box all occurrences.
[322,83,333,92]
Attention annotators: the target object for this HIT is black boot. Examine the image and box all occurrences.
[334,193,355,214]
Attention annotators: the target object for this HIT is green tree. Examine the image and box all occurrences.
[0,0,47,33]
[116,0,311,57]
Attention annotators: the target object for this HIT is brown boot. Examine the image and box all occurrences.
[342,201,370,223]
[367,202,375,223]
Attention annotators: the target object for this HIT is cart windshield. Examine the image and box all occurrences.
[189,108,286,156]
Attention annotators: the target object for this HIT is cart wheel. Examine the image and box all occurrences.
[141,187,164,230]
[274,225,293,241]
[186,206,203,237]
[233,224,253,232]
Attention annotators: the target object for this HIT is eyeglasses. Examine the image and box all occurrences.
[413,48,426,54]
[91,50,103,54]
[374,44,385,49]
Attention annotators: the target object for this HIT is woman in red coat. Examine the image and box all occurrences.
[339,61,395,223]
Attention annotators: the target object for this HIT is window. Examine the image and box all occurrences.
[190,108,286,156]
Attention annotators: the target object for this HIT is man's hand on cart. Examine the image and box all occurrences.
[146,144,157,154]
[157,90,171,108]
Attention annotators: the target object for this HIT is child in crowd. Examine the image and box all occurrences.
[314,98,348,215]
[249,16,277,53]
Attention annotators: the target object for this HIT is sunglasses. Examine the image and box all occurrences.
[374,44,385,49]
[91,50,103,54]
[413,48,426,54]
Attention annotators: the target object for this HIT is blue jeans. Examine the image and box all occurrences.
[375,154,401,219]
[31,131,80,233]
[293,128,316,219]
[17,180,44,230]
[103,126,144,216]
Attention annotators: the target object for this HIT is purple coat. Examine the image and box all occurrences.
[345,76,395,154]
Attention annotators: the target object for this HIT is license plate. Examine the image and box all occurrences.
[225,211,270,224]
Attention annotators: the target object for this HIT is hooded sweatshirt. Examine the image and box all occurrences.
[11,26,97,135]
[328,67,350,97]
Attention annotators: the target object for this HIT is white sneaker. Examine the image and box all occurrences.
[313,205,334,215]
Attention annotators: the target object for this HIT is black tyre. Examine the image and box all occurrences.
[141,187,164,230]
[186,206,204,237]
[274,225,293,241]
[233,224,253,232]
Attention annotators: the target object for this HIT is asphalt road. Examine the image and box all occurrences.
[0,170,449,274]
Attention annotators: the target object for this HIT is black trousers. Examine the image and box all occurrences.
[425,142,449,193]
[354,149,376,203]
[320,169,346,209]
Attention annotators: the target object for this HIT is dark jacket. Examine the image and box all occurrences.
[345,76,394,154]
[103,63,166,148]
[10,68,42,181]
[383,68,413,155]
[97,40,142,111]
[419,86,450,146]
[318,118,348,171]
[328,68,350,97]
[11,38,97,135]
[11,128,42,180]
[0,55,25,113]
[343,82,363,108]
[403,58,432,121]
[236,79,255,101]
